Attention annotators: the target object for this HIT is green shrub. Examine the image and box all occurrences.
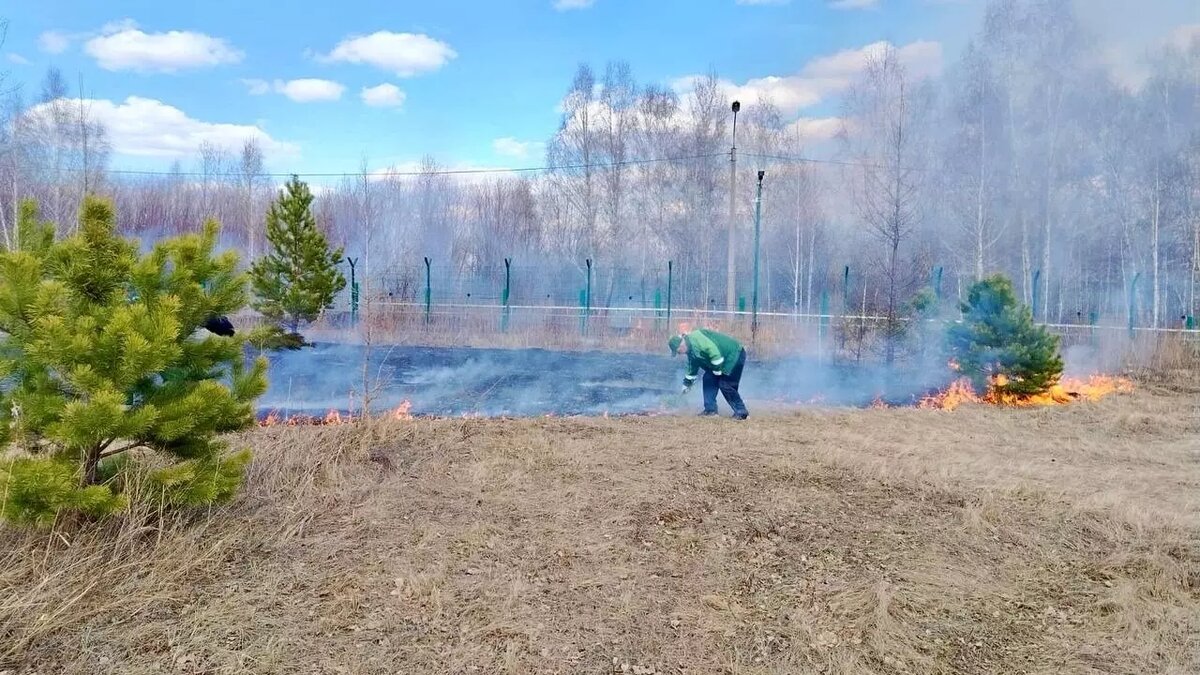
[0,197,267,526]
[947,274,1063,397]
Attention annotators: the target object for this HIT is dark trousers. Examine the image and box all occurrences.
[702,348,748,416]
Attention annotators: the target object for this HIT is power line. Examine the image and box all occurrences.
[743,152,936,174]
[45,149,937,180]
[100,152,730,179]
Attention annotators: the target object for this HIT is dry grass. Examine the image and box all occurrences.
[3,381,1198,674]
[240,304,1200,365]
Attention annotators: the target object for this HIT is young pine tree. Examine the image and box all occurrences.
[0,198,268,526]
[906,286,941,361]
[250,176,346,347]
[947,274,1064,397]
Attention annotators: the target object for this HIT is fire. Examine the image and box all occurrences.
[917,379,980,411]
[917,375,1133,411]
[1068,374,1135,401]
[258,400,414,426]
[392,400,413,420]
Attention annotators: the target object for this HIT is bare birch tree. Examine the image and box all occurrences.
[842,46,930,364]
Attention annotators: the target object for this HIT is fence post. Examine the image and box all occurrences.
[1129,272,1140,339]
[840,267,850,351]
[667,260,673,331]
[1032,269,1041,321]
[583,259,592,336]
[424,257,432,325]
[819,290,830,364]
[842,265,850,317]
[346,257,358,325]
[501,257,511,333]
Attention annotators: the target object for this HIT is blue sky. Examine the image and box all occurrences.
[2,0,1195,175]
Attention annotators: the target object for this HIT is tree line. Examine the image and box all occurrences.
[1,0,1197,329]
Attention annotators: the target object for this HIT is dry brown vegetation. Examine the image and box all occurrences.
[260,303,1200,365]
[2,376,1198,674]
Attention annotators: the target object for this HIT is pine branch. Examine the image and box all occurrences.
[99,441,143,460]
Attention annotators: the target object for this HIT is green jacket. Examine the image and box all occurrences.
[682,329,743,384]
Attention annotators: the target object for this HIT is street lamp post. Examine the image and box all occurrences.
[752,170,764,342]
[726,100,740,314]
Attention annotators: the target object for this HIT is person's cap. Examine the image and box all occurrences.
[667,334,683,356]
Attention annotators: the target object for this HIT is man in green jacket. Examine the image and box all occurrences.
[668,328,749,419]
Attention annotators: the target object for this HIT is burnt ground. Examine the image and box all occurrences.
[258,343,956,417]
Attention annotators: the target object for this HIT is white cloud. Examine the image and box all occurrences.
[673,39,943,116]
[1093,23,1200,90]
[1168,23,1200,51]
[492,137,543,160]
[242,78,346,102]
[829,0,879,9]
[361,83,406,108]
[554,0,596,9]
[38,31,71,54]
[6,53,31,65]
[320,31,456,77]
[804,40,942,80]
[27,96,298,160]
[241,78,272,95]
[786,117,845,142]
[272,78,344,102]
[83,21,243,73]
[675,73,829,113]
[98,19,140,34]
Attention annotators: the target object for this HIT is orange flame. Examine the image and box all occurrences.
[917,379,980,411]
[259,400,414,427]
[917,375,1132,411]
[392,400,413,420]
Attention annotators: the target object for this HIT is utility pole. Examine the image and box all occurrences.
[726,100,740,313]
[752,170,764,342]
[78,74,89,196]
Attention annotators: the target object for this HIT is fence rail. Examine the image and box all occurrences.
[365,300,1200,336]
[262,298,1200,371]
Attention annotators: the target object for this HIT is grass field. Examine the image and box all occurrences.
[3,373,1198,674]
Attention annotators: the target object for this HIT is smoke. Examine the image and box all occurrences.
[256,342,961,418]
[1069,0,1199,87]
[130,221,244,258]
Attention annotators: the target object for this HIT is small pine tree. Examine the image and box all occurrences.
[947,274,1064,397]
[250,176,346,345]
[906,286,941,360]
[0,197,268,526]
